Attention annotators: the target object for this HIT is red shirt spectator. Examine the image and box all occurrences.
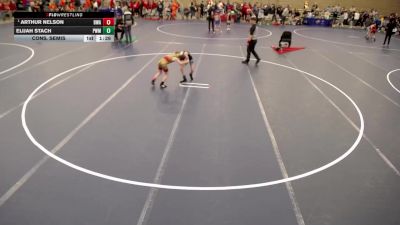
[129,0,134,10]
[133,0,139,10]
[142,0,148,9]
[227,3,233,11]
[69,1,75,10]
[241,3,248,15]
[9,0,17,11]
[2,0,8,9]
[59,0,65,7]
[151,1,157,9]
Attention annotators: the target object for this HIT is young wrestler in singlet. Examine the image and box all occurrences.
[179,51,195,83]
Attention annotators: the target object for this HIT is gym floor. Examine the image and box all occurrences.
[0,20,400,225]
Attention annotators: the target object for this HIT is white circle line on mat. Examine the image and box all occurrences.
[21,52,364,191]
[387,69,400,94]
[156,22,272,40]
[0,43,35,75]
[293,28,400,52]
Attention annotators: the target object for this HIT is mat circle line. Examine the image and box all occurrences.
[387,69,400,94]
[21,52,364,191]
[156,22,272,40]
[293,28,400,52]
[0,43,35,76]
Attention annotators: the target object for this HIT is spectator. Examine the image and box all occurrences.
[170,0,178,20]
[68,0,75,11]
[157,0,163,19]
[92,0,98,11]
[48,0,57,11]
[271,4,277,23]
[114,14,124,41]
[16,0,24,10]
[199,0,204,18]
[353,11,360,27]
[195,1,201,19]
[165,3,171,20]
[190,0,195,19]
[343,10,349,25]
[132,0,140,17]
[123,8,133,43]
[323,10,330,19]
[30,0,39,12]
[183,6,189,19]
[0,1,5,21]
[281,5,289,25]
[217,0,223,11]
[252,2,258,21]
[180,2,185,19]
[83,0,91,11]
[207,2,215,32]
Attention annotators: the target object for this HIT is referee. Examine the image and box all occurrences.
[242,17,261,65]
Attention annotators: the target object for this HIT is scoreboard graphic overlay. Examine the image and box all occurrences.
[14,12,115,42]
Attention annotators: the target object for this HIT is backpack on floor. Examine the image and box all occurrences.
[279,31,292,47]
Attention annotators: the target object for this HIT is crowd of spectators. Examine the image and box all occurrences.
[1,0,399,35]
[140,0,399,34]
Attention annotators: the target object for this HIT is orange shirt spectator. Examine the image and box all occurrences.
[171,0,179,18]
[48,0,57,10]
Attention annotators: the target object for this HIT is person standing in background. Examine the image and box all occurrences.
[157,0,164,20]
[207,3,215,33]
[200,1,204,18]
[190,1,196,19]
[123,8,134,43]
[383,16,397,46]
[242,17,260,65]
[114,14,125,41]
[281,5,289,25]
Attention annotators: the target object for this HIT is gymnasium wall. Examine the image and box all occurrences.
[277,0,399,15]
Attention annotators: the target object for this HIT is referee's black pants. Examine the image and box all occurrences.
[383,33,393,45]
[208,18,214,32]
[245,39,260,62]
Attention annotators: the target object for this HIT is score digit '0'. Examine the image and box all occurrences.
[102,18,115,26]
